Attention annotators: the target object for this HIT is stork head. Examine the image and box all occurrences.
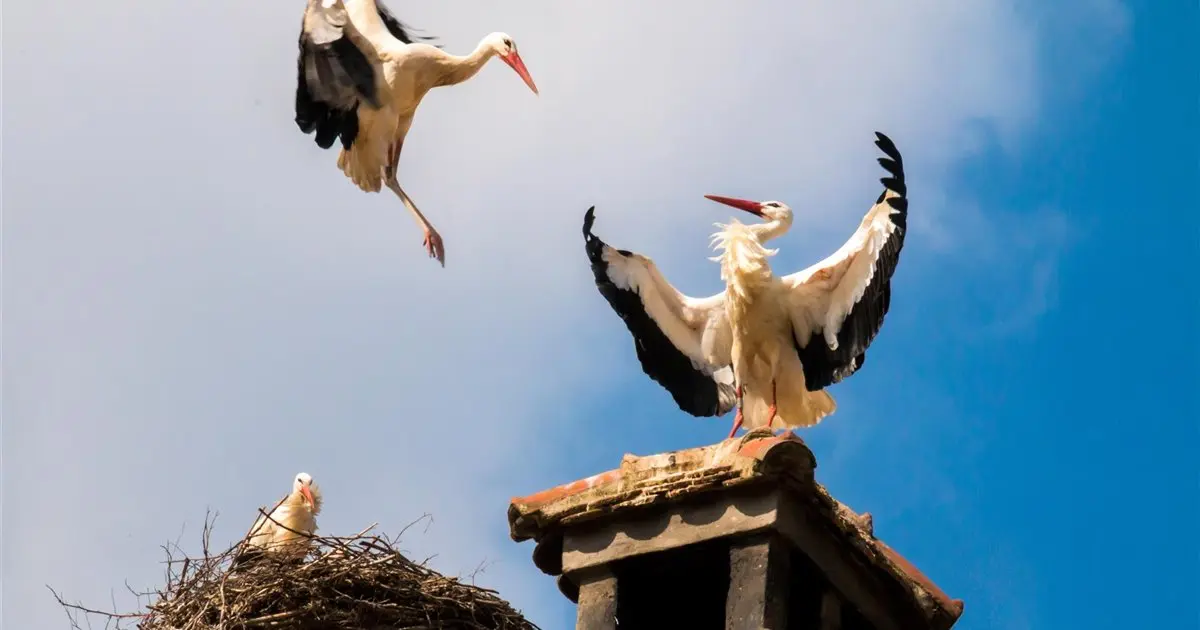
[704,195,793,224]
[292,472,322,514]
[485,32,538,95]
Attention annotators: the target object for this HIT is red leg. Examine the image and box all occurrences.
[728,409,744,439]
[727,385,744,439]
[764,380,778,430]
[384,140,445,267]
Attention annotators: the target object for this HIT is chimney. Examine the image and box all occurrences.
[507,430,964,630]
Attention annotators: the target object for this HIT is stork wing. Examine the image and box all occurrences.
[583,207,737,417]
[374,1,440,47]
[240,494,286,552]
[246,511,271,544]
[295,0,380,150]
[783,132,909,391]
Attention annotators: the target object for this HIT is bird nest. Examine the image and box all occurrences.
[52,513,540,630]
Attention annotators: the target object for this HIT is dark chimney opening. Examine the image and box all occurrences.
[608,535,879,630]
[613,538,731,630]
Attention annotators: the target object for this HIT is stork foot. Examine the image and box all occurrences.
[727,409,744,440]
[422,228,445,267]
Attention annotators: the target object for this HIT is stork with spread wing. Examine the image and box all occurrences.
[583,132,908,438]
[296,0,538,267]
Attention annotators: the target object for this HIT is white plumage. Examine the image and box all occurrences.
[583,132,909,438]
[238,472,323,563]
[296,0,539,266]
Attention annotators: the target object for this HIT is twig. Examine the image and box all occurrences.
[398,513,434,540]
[51,512,540,630]
[46,586,146,627]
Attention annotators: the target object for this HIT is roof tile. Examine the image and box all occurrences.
[507,429,963,628]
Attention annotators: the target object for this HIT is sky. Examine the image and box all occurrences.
[3,0,1197,628]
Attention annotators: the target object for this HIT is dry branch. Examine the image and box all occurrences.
[50,513,539,630]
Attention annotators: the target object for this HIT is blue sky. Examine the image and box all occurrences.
[3,1,1196,629]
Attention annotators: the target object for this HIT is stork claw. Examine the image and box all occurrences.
[422,228,445,267]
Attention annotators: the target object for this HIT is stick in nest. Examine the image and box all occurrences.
[50,512,541,630]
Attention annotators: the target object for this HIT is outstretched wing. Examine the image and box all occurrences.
[374,1,440,47]
[583,207,737,417]
[783,132,909,391]
[295,0,379,150]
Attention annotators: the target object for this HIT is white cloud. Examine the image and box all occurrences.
[973,208,1076,337]
[2,1,1124,628]
[913,199,1078,340]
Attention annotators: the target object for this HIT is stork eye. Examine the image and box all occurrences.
[503,38,513,48]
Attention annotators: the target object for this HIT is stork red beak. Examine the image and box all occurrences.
[705,194,765,217]
[300,485,315,508]
[501,51,539,95]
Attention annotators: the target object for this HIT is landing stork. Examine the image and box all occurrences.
[583,132,908,438]
[296,0,539,266]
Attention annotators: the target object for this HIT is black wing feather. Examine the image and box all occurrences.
[795,132,908,391]
[294,2,382,151]
[375,2,440,47]
[294,37,373,150]
[583,207,735,417]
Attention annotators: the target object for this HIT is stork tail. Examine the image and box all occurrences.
[741,388,836,431]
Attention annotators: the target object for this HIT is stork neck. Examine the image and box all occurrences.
[716,229,775,304]
[751,216,792,243]
[435,40,497,87]
[725,259,774,297]
[286,489,322,515]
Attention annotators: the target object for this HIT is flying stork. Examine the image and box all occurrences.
[582,132,908,438]
[234,472,323,565]
[296,0,539,266]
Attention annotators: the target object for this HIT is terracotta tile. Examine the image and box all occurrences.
[507,431,962,626]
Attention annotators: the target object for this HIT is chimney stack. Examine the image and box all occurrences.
[507,430,964,630]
